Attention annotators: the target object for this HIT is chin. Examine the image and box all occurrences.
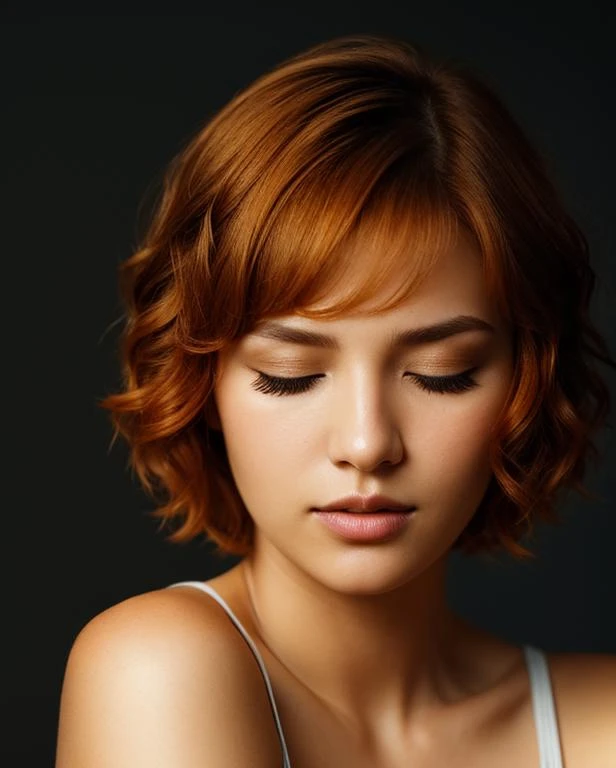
[305,547,442,597]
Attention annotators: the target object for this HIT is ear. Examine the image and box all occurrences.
[204,396,222,431]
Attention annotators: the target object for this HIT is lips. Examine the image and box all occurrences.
[314,494,415,513]
[340,508,410,512]
[312,508,415,541]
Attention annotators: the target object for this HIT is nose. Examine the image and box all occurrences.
[327,371,405,473]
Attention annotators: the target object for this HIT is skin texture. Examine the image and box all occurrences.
[211,230,515,735]
[56,230,616,767]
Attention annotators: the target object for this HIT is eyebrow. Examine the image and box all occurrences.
[251,315,495,349]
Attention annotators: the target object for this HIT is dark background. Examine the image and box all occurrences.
[3,5,614,765]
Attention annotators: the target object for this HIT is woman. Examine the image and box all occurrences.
[56,34,615,767]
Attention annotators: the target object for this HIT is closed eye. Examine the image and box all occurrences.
[250,368,480,397]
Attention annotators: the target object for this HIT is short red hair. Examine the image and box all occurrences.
[102,34,614,560]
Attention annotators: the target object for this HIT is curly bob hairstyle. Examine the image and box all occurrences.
[103,34,614,561]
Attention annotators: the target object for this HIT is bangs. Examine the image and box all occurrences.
[239,155,463,326]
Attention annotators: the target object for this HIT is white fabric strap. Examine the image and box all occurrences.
[168,581,293,768]
[523,644,563,768]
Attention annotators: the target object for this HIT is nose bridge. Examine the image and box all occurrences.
[328,364,404,470]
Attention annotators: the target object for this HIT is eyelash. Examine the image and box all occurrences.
[251,368,480,397]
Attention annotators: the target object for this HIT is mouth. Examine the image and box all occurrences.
[314,494,416,514]
[311,508,416,541]
[316,507,416,514]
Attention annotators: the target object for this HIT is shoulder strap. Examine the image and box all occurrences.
[523,644,563,768]
[167,581,292,768]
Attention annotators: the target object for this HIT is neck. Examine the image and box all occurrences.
[239,539,479,734]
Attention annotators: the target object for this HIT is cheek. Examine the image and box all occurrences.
[413,391,506,499]
[431,401,497,454]
[215,383,308,503]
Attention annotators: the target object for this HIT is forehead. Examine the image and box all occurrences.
[293,225,490,320]
[218,233,508,379]
[234,177,473,327]
[241,228,508,354]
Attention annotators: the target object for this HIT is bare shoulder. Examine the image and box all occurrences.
[56,585,283,768]
[547,650,616,766]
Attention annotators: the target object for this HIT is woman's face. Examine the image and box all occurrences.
[213,231,514,593]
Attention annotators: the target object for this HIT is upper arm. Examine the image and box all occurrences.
[55,589,283,768]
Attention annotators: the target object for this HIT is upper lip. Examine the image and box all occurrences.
[314,494,415,513]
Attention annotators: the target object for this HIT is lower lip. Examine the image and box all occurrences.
[312,510,414,541]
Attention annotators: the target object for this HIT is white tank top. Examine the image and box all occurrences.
[168,580,563,768]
